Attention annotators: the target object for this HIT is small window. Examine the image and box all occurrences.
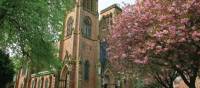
[83,0,87,8]
[66,17,74,36]
[92,0,96,12]
[83,60,90,80]
[83,0,91,10]
[45,79,49,88]
[20,83,24,88]
[32,80,35,88]
[82,16,92,38]
[83,0,96,12]
[21,67,26,76]
[38,79,42,88]
[100,41,108,64]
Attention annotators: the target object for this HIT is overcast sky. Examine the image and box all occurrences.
[98,0,136,11]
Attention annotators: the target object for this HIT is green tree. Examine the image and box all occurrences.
[108,0,200,88]
[0,0,74,87]
[0,0,74,71]
[0,50,15,88]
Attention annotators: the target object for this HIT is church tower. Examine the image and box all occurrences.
[59,0,99,88]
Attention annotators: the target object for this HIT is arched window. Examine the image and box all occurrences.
[66,17,74,36]
[32,80,35,88]
[20,83,24,88]
[38,79,42,88]
[83,0,87,8]
[82,16,92,38]
[103,75,110,88]
[88,0,91,10]
[45,79,49,88]
[100,40,108,65]
[83,60,90,80]
[21,67,27,76]
[92,0,96,12]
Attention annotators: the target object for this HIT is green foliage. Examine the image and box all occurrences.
[131,79,162,88]
[0,50,15,88]
[48,0,75,37]
[144,82,162,88]
[0,0,74,72]
[118,78,145,88]
[132,79,145,88]
[11,56,22,72]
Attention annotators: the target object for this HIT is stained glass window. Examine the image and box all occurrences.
[82,16,92,38]
[83,60,90,80]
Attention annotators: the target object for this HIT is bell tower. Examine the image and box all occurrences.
[59,0,99,88]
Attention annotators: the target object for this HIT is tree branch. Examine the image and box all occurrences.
[174,66,190,86]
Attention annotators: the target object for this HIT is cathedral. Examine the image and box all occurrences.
[15,0,122,88]
[14,0,200,88]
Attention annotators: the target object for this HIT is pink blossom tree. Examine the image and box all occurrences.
[108,0,200,88]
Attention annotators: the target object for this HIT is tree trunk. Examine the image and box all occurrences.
[153,72,175,88]
[188,77,196,88]
[169,81,173,88]
[176,67,198,88]
[188,84,196,88]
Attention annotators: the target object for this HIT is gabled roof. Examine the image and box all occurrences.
[100,4,122,14]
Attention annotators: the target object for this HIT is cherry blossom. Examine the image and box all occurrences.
[108,0,200,87]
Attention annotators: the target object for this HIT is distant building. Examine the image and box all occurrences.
[99,4,122,88]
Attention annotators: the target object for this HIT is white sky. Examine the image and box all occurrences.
[98,0,136,11]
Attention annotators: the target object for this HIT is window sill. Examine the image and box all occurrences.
[82,36,98,41]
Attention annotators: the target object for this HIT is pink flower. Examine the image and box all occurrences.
[169,26,176,30]
[163,48,169,51]
[154,31,163,38]
[107,0,200,69]
[113,55,119,59]
[121,54,127,59]
[180,18,189,24]
[159,15,167,21]
[192,26,196,30]
[193,38,200,41]
[168,6,174,12]
[182,3,191,9]
[175,8,180,13]
[163,30,169,34]
[192,31,198,38]
[172,2,176,6]
[127,32,132,37]
[156,45,162,49]
[178,38,186,42]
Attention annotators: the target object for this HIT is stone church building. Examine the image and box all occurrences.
[14,0,122,88]
[14,0,200,88]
